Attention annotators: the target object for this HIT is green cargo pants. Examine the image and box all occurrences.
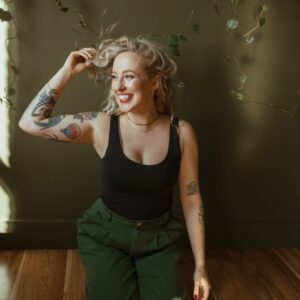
[77,197,188,300]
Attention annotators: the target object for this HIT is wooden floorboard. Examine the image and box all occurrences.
[0,248,299,300]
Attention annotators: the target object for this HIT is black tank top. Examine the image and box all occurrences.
[100,114,181,220]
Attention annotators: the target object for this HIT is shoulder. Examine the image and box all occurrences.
[92,111,111,132]
[92,111,112,148]
[177,118,198,154]
[177,118,197,142]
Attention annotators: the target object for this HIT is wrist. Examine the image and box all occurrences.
[195,264,206,269]
[59,66,75,82]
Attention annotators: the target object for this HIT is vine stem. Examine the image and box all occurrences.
[244,10,264,37]
[244,23,259,37]
[236,97,299,117]
[184,9,194,29]
[69,9,99,36]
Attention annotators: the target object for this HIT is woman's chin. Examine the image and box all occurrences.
[118,103,133,112]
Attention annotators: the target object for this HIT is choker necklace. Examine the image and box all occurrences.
[126,113,160,126]
[126,113,161,132]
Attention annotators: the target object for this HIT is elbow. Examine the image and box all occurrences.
[18,117,28,132]
[18,117,34,134]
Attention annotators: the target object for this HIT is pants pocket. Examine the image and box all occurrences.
[157,216,184,249]
[77,202,112,248]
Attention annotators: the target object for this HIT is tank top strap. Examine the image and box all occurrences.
[106,114,120,153]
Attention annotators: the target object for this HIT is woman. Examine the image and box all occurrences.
[18,35,211,300]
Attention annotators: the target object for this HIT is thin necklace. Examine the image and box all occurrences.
[126,113,161,132]
[126,113,160,126]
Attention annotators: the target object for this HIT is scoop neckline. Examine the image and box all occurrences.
[116,114,172,167]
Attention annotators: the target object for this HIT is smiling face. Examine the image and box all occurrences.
[111,51,159,114]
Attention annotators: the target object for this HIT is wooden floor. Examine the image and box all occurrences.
[0,248,299,300]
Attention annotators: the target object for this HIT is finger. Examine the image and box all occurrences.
[193,283,200,299]
[79,50,93,60]
[81,47,96,52]
[81,48,96,56]
[85,60,94,68]
[197,285,205,300]
[72,50,89,60]
[202,283,210,300]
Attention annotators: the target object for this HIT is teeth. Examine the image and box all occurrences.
[119,95,129,99]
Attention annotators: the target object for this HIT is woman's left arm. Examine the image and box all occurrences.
[178,120,211,300]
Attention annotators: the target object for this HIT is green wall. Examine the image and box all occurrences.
[1,0,300,248]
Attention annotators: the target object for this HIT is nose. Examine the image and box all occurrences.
[115,77,126,92]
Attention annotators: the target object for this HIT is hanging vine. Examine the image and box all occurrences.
[214,0,299,117]
[0,0,18,111]
[1,0,299,117]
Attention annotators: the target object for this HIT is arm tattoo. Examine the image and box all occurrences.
[74,111,98,122]
[198,204,205,225]
[34,115,65,129]
[33,112,98,130]
[41,123,81,141]
[41,133,70,143]
[31,89,58,118]
[186,180,198,196]
[60,123,81,139]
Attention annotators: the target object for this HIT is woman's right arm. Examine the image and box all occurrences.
[18,48,100,144]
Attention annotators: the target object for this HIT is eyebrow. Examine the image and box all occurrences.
[111,70,139,75]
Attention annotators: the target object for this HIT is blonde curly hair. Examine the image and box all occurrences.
[91,35,183,124]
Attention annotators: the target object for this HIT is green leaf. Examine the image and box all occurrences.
[8,87,16,96]
[60,7,69,13]
[5,97,14,109]
[10,65,20,75]
[262,4,270,12]
[230,90,244,101]
[259,17,266,27]
[213,0,222,14]
[150,34,164,39]
[170,46,180,56]
[178,33,188,43]
[231,0,239,8]
[239,74,248,84]
[79,20,86,28]
[246,36,255,45]
[192,23,200,34]
[169,34,179,47]
[0,8,12,22]
[227,19,239,30]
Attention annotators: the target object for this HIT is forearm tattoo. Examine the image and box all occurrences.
[31,89,58,118]
[186,180,198,196]
[34,115,65,129]
[31,86,98,141]
[198,204,205,225]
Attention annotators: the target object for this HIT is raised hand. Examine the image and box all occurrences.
[62,47,96,77]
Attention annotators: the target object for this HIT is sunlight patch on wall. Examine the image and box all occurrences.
[0,185,11,233]
[0,0,13,233]
[0,1,10,168]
